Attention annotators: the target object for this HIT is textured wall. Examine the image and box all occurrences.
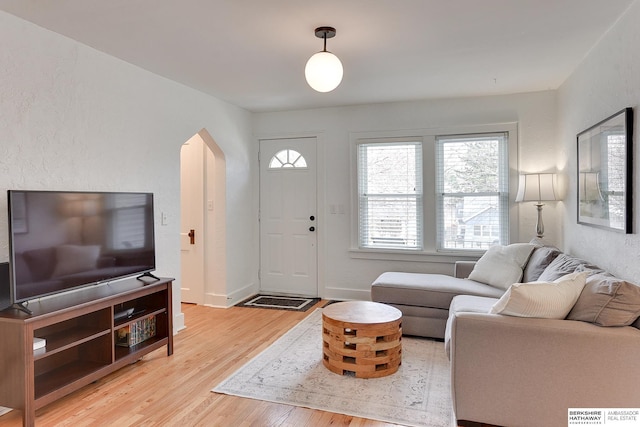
[558,0,640,280]
[0,12,256,324]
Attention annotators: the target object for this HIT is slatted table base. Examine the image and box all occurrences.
[322,302,402,379]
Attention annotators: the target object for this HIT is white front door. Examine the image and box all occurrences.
[259,137,317,296]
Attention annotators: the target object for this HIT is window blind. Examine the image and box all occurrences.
[435,133,508,250]
[357,141,423,249]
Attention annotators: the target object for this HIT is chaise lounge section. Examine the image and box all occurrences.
[370,266,503,338]
[371,242,558,339]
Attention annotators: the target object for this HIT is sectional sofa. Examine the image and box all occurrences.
[371,241,640,427]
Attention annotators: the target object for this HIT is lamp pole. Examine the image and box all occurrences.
[535,202,545,238]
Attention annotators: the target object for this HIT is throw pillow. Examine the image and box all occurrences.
[489,271,588,319]
[567,274,640,326]
[538,253,604,282]
[537,253,602,282]
[522,246,561,282]
[468,243,535,290]
[52,244,101,277]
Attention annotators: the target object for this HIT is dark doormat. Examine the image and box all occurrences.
[237,295,321,312]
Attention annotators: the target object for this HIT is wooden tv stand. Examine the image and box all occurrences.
[0,277,174,427]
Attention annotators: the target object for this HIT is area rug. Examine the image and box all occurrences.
[212,309,453,427]
[237,294,320,311]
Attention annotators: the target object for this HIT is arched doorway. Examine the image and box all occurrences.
[180,129,226,305]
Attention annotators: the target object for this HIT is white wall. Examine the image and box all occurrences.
[254,91,559,300]
[558,0,640,280]
[201,131,231,307]
[0,11,257,327]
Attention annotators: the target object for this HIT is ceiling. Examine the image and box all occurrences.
[0,0,635,112]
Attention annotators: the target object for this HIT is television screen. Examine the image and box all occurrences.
[7,190,156,303]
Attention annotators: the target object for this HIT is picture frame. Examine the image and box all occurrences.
[577,107,633,233]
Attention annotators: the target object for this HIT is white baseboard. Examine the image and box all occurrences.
[322,286,371,302]
[204,282,258,308]
[173,312,186,333]
[196,284,370,309]
[204,292,231,308]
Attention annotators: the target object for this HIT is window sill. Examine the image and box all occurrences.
[348,248,483,263]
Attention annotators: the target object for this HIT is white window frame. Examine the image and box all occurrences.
[356,140,423,251]
[350,124,518,261]
[435,132,510,252]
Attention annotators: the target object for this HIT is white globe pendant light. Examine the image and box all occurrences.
[305,27,343,92]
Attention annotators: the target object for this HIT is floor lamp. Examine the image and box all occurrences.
[515,173,558,238]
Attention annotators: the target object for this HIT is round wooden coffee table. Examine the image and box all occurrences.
[322,301,402,378]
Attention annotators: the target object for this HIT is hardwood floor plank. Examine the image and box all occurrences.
[0,302,407,426]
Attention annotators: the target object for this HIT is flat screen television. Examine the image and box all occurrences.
[7,190,156,306]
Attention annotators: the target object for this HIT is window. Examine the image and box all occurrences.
[436,133,509,250]
[269,149,307,169]
[357,141,423,250]
[352,125,515,258]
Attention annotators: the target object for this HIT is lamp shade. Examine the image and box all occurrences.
[515,173,558,202]
[305,51,343,92]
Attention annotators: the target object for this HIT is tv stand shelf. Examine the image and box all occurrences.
[0,277,173,427]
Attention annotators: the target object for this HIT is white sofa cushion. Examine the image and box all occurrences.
[444,295,498,359]
[468,243,535,290]
[489,271,588,319]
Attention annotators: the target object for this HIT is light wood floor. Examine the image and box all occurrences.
[0,302,406,427]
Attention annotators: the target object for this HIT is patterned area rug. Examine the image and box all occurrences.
[212,309,453,427]
[237,295,320,311]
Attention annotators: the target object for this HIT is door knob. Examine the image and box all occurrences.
[310,215,315,221]
[188,229,195,245]
[309,226,315,232]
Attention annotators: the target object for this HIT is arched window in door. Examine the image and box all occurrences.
[268,149,308,169]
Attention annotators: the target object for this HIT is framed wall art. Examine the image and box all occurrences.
[577,107,633,233]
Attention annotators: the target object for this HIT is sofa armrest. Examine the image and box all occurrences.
[454,261,476,279]
[449,312,640,427]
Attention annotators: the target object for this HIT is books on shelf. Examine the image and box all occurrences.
[33,337,46,355]
[33,337,46,350]
[116,315,157,347]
